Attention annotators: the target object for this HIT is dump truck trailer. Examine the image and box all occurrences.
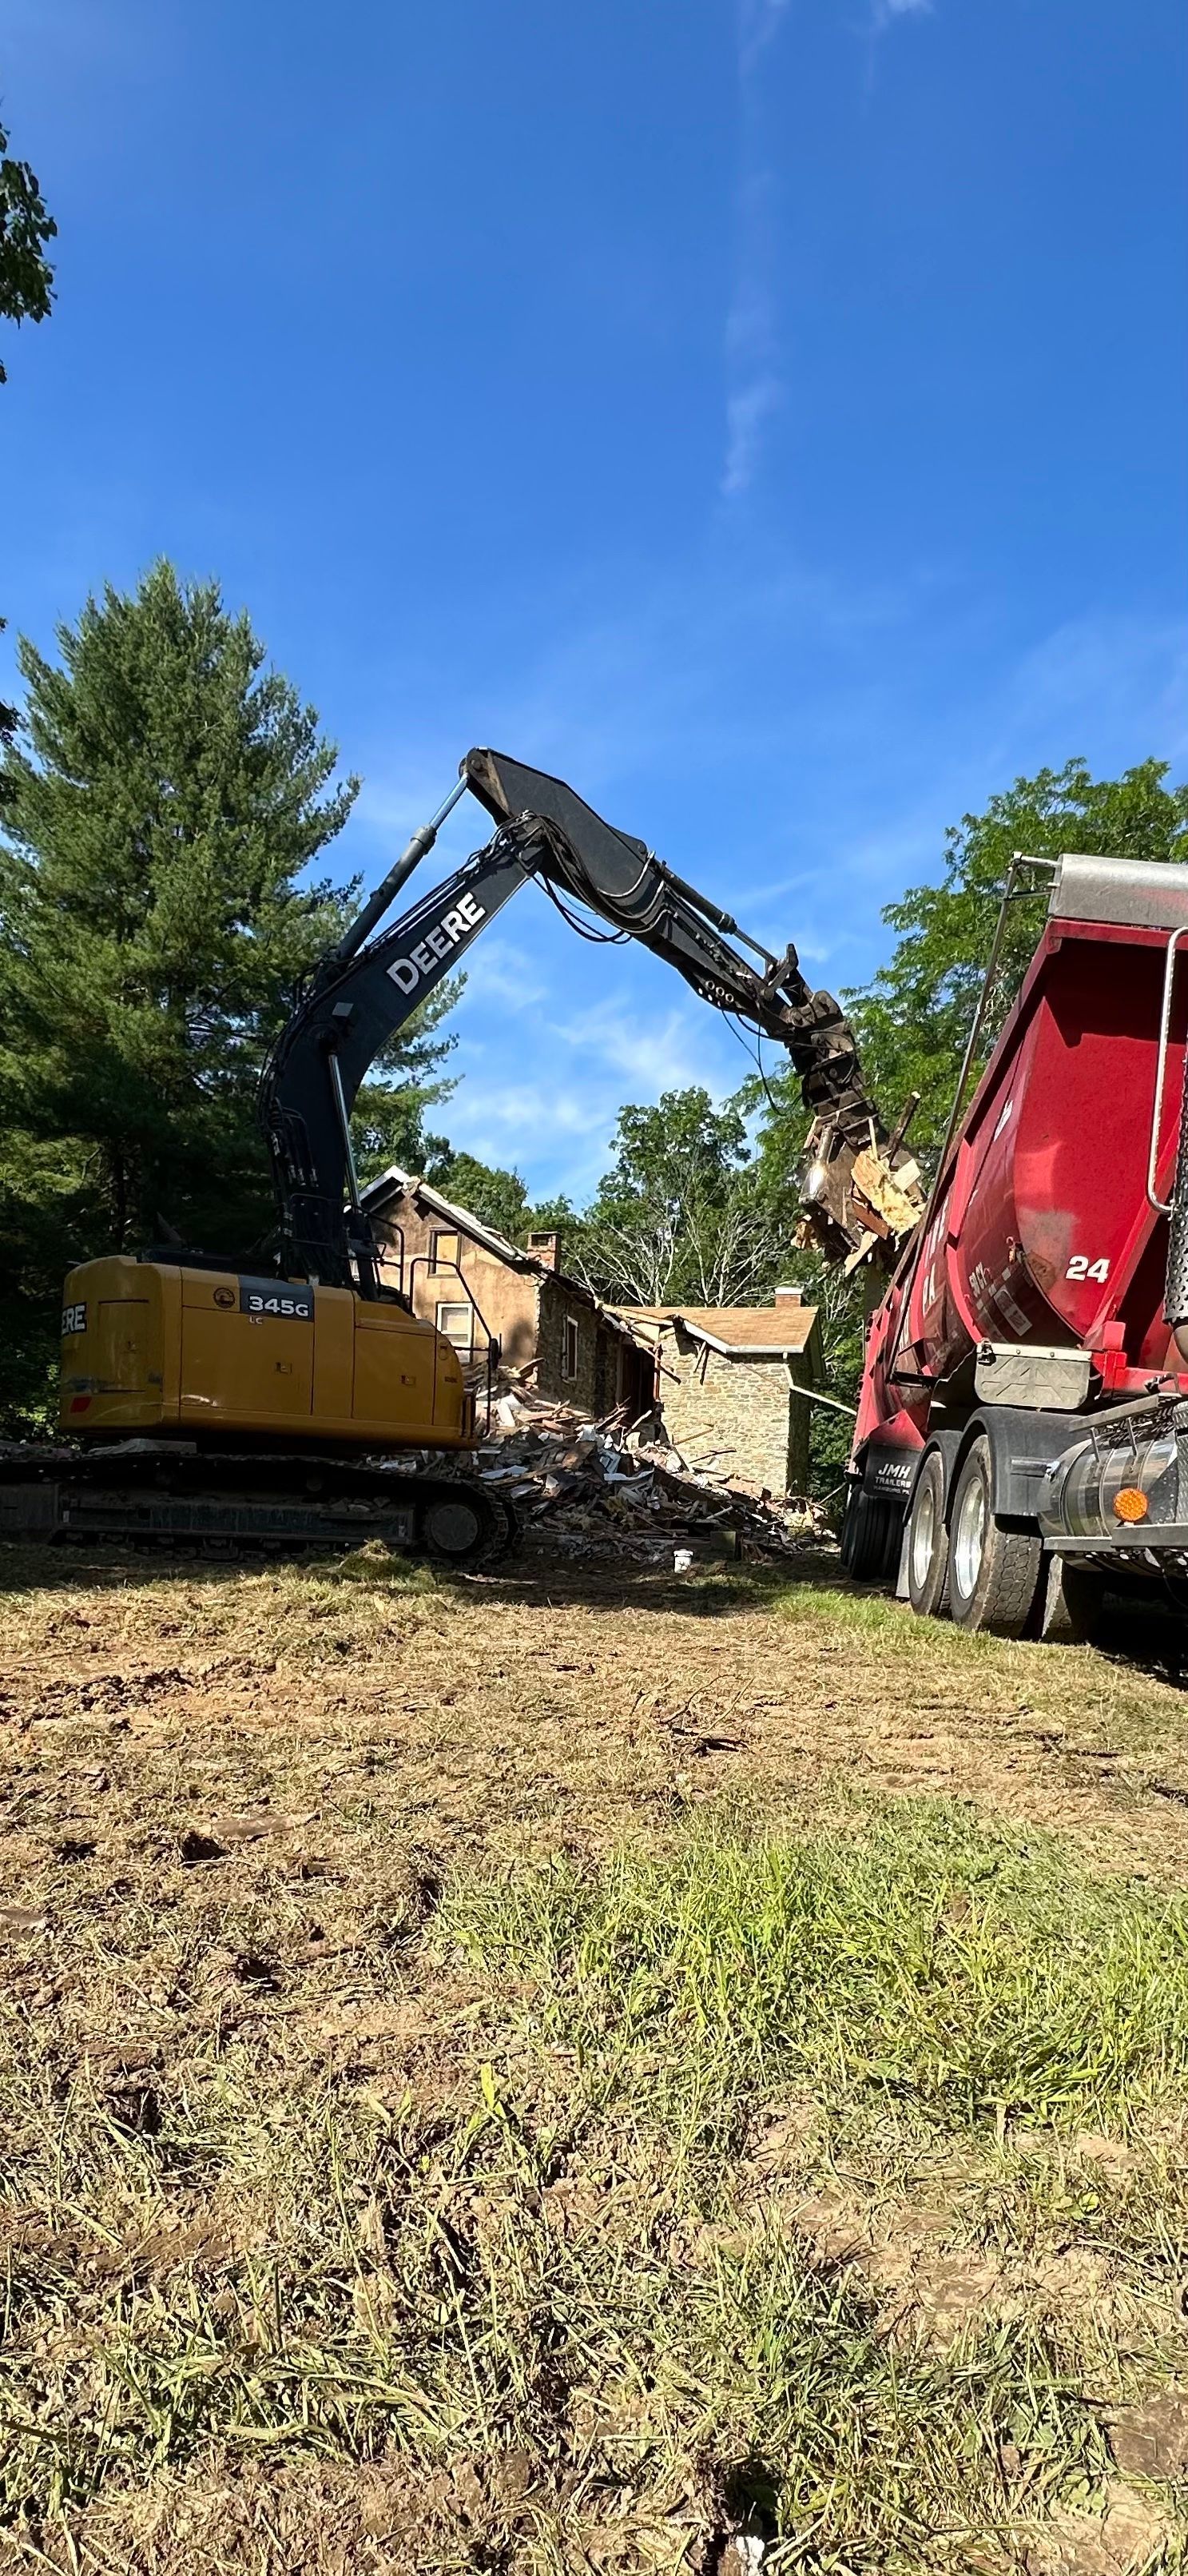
[843,850,1188,1639]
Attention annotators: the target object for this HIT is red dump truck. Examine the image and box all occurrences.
[840,850,1188,1639]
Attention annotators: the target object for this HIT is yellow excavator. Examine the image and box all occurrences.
[4,750,918,1564]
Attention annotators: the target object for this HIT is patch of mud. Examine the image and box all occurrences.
[781,2178,1158,2359]
[1107,2391,1188,2479]
[1021,2479,1170,2575]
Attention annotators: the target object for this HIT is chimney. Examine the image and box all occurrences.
[773,1284,803,1305]
[528,1229,562,1272]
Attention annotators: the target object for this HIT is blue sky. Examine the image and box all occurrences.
[4,0,1186,1199]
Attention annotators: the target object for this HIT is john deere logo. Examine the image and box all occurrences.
[213,1287,235,1308]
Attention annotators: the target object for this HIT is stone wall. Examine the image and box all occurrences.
[656,1327,813,1496]
[535,1277,630,1409]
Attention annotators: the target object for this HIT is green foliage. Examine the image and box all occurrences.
[0,117,58,772]
[849,757,1188,1165]
[522,1188,584,1254]
[0,563,455,1427]
[415,1097,786,1295]
[0,120,56,382]
[573,1084,783,1307]
[0,563,355,1274]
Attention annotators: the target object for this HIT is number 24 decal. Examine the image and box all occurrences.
[1066,1254,1111,1282]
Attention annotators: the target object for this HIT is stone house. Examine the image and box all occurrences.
[360,1167,654,1415]
[617,1290,824,1496]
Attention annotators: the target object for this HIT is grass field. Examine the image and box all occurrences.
[3,1536,1188,2571]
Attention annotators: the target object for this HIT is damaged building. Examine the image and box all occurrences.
[360,1169,654,1415]
[361,1170,823,1498]
[618,1292,824,1497]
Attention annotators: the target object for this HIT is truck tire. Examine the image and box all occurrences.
[841,1483,900,1583]
[948,1435,1042,1636]
[1039,1554,1103,1645]
[906,1450,950,1618]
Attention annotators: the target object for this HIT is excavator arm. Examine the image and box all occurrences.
[260,750,920,1291]
[463,750,874,1129]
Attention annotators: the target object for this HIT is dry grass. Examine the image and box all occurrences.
[3,1535,1188,2570]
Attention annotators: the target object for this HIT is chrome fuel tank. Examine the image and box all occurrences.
[1039,1405,1188,1572]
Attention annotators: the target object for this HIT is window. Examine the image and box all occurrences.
[435,1300,473,1357]
[431,1229,459,1272]
[562,1315,579,1381]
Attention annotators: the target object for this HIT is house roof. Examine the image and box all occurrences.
[361,1165,536,1272]
[616,1300,821,1361]
[361,1165,650,1348]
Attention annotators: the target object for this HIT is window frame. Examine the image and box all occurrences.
[562,1314,579,1382]
[435,1300,474,1359]
[430,1229,460,1272]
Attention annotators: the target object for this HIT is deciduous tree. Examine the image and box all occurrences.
[851,758,1188,1166]
[573,1086,783,1308]
[0,118,55,380]
[0,114,58,781]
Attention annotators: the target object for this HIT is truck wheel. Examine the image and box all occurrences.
[948,1435,1042,1637]
[906,1451,950,1618]
[841,1483,900,1583]
[1039,1555,1102,1645]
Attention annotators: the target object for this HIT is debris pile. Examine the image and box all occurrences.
[474,1383,826,1563]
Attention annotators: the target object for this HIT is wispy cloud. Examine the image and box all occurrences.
[354,770,466,835]
[344,575,1188,1205]
[459,938,548,1013]
[721,2,790,501]
[446,1079,615,1196]
[443,985,747,1197]
[984,610,1188,776]
[727,0,932,484]
[872,0,931,23]
[864,0,932,96]
[550,999,709,1094]
[459,1083,609,1141]
[722,373,784,504]
[738,0,792,79]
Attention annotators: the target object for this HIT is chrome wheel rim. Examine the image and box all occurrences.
[953,1474,987,1602]
[911,1480,938,1593]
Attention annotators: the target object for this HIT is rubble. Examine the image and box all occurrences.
[472,1378,829,1564]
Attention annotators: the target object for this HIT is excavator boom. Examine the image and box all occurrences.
[261,748,916,1289]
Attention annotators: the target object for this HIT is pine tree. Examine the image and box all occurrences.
[0,562,454,1423]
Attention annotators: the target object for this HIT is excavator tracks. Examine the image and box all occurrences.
[0,1447,517,1571]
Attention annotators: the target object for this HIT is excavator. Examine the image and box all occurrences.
[0,751,920,1564]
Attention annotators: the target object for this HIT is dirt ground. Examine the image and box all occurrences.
[4,1535,1188,2571]
[6,1533,1188,1885]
